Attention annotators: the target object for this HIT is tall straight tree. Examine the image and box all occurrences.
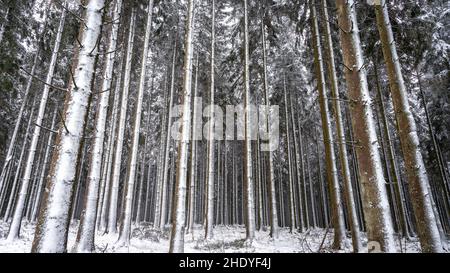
[187,54,200,234]
[73,0,123,252]
[319,0,361,252]
[31,0,105,253]
[261,14,278,239]
[117,0,154,246]
[243,0,255,241]
[205,0,215,240]
[98,56,124,232]
[31,108,58,222]
[169,0,194,253]
[374,0,443,253]
[107,9,136,235]
[157,38,178,230]
[153,70,170,228]
[7,2,67,241]
[335,0,396,252]
[310,0,346,249]
[283,76,296,232]
[373,59,410,238]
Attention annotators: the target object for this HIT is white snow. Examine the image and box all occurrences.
[1,221,444,253]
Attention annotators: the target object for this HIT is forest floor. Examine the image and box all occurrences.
[0,221,433,253]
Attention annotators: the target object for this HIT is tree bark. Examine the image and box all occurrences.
[31,109,58,223]
[261,16,278,237]
[205,0,216,240]
[310,0,346,250]
[187,54,199,234]
[169,0,194,253]
[336,0,396,252]
[73,0,123,252]
[320,0,362,252]
[374,0,442,252]
[31,0,105,252]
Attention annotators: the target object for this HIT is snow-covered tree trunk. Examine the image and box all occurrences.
[374,0,442,253]
[98,56,124,232]
[117,0,154,246]
[243,0,255,241]
[289,91,305,230]
[205,0,216,240]
[169,0,194,252]
[141,66,156,223]
[187,54,199,235]
[73,0,122,253]
[31,0,105,253]
[107,10,136,235]
[319,0,361,252]
[31,109,58,223]
[7,3,67,241]
[310,0,346,249]
[283,77,296,232]
[153,73,169,227]
[373,59,410,239]
[158,40,178,230]
[336,0,396,252]
[344,108,365,229]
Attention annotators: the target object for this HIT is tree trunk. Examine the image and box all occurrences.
[292,95,307,231]
[116,0,154,247]
[374,0,442,252]
[73,0,123,252]
[8,3,67,241]
[373,59,410,239]
[98,55,124,233]
[205,0,216,240]
[310,0,346,250]
[187,54,199,234]
[153,71,170,227]
[169,0,194,253]
[107,10,136,235]
[31,0,105,252]
[320,0,362,252]
[243,0,256,241]
[158,39,178,230]
[283,76,296,233]
[336,0,396,252]
[31,109,58,222]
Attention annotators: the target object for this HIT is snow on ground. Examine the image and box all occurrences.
[0,220,438,253]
